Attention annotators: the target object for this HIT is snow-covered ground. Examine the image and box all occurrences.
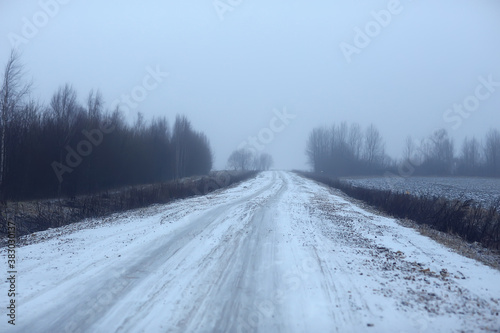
[2,171,499,332]
[342,176,500,209]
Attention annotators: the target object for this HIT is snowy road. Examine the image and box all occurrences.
[2,171,500,332]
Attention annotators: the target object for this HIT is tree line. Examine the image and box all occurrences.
[306,122,500,177]
[227,149,274,171]
[306,122,387,176]
[402,128,500,177]
[0,51,213,200]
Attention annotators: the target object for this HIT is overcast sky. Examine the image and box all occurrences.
[1,0,499,170]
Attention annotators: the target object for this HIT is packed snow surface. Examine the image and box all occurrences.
[2,171,499,332]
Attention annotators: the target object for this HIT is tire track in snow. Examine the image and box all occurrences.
[15,172,281,333]
[6,171,500,332]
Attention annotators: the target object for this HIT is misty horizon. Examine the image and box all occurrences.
[1,0,500,170]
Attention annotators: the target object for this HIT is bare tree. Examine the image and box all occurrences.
[87,89,103,121]
[348,123,363,160]
[417,129,454,175]
[227,149,254,171]
[332,122,349,154]
[306,127,330,172]
[50,83,79,131]
[134,112,146,134]
[433,129,454,173]
[460,136,481,174]
[484,129,500,176]
[172,115,191,178]
[363,124,385,165]
[50,84,81,190]
[402,135,415,162]
[254,153,273,171]
[0,50,31,198]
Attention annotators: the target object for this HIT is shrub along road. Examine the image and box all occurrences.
[2,171,499,332]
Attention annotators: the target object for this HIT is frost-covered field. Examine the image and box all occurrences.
[342,176,500,208]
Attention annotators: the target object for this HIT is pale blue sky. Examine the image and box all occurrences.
[1,0,499,170]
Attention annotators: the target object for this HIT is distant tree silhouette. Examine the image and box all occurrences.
[306,122,387,176]
[417,129,455,176]
[363,124,385,166]
[457,137,482,176]
[227,149,254,171]
[227,150,274,171]
[0,50,31,200]
[255,153,273,171]
[0,53,214,200]
[484,129,500,177]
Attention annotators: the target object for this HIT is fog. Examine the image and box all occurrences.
[1,0,499,170]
